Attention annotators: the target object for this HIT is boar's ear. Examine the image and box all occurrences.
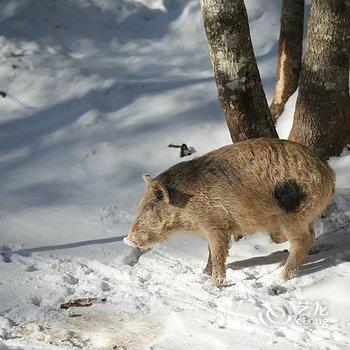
[150,181,170,204]
[143,174,153,186]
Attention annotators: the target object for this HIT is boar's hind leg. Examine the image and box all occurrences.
[207,232,230,286]
[281,226,315,280]
[203,244,212,276]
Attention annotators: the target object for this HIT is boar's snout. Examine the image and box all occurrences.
[123,236,138,248]
[126,232,149,250]
[126,224,150,250]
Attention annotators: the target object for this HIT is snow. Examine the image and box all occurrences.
[0,0,349,349]
[275,90,298,140]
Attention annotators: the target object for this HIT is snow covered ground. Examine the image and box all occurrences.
[0,0,349,349]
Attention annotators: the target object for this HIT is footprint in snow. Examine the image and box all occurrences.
[0,245,13,263]
[267,285,288,296]
[100,281,111,292]
[30,296,42,307]
[63,274,79,285]
[1,251,12,263]
[24,265,39,272]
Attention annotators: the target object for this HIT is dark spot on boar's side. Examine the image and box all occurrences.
[274,179,306,213]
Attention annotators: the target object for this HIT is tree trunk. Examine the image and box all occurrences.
[270,0,304,119]
[200,0,277,142]
[289,0,350,159]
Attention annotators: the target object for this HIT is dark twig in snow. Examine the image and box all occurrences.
[60,297,107,310]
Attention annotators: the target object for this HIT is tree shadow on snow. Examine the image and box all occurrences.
[0,0,192,45]
[2,236,125,262]
[0,76,218,212]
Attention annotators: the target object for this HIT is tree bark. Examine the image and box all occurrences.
[270,0,304,119]
[289,0,350,159]
[200,0,278,142]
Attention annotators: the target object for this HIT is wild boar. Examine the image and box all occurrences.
[125,138,335,286]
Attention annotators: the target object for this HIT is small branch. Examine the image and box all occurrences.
[168,143,193,157]
[60,297,107,310]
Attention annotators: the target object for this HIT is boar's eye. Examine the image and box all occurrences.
[155,189,164,201]
[149,181,170,203]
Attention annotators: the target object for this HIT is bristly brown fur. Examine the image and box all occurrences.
[127,138,335,286]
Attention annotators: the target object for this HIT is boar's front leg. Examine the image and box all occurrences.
[207,231,230,286]
[203,244,212,276]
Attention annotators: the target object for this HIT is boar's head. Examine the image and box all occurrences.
[126,174,177,249]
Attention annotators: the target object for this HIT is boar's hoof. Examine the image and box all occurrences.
[211,274,225,287]
[203,266,212,276]
[280,266,298,281]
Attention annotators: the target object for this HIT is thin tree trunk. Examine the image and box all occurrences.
[200,0,277,142]
[270,0,304,119]
[289,0,350,159]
